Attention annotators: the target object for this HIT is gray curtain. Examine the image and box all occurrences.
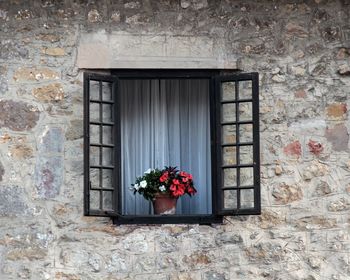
[120,79,212,215]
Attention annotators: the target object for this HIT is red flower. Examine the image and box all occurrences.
[160,172,169,182]
[187,186,196,195]
[172,179,180,185]
[172,187,185,197]
[180,171,193,180]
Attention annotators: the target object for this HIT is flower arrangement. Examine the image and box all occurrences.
[132,166,197,201]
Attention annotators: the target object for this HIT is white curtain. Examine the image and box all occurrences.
[120,79,212,215]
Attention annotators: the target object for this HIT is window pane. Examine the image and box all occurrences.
[102,82,112,101]
[221,82,236,101]
[102,169,113,189]
[223,168,237,187]
[238,102,252,121]
[89,81,100,100]
[102,147,113,166]
[239,146,253,165]
[90,103,100,122]
[222,146,236,166]
[102,104,113,123]
[90,146,100,165]
[90,125,100,144]
[222,103,236,122]
[238,80,252,100]
[103,191,113,210]
[90,190,100,210]
[102,126,113,145]
[90,168,100,189]
[241,189,254,209]
[222,125,236,145]
[223,190,237,209]
[239,124,253,143]
[240,168,254,187]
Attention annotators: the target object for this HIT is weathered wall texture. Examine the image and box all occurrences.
[0,0,350,279]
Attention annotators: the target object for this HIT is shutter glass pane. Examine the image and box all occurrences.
[223,190,237,209]
[90,190,100,209]
[239,124,253,143]
[222,146,236,165]
[102,82,113,101]
[216,73,260,215]
[102,126,113,145]
[103,191,113,210]
[239,80,252,100]
[84,73,119,216]
[222,125,236,145]
[102,104,113,123]
[240,167,254,186]
[239,146,253,165]
[239,102,252,121]
[223,168,237,187]
[90,125,100,143]
[241,189,255,209]
[222,81,236,101]
[90,81,100,99]
[102,169,113,189]
[222,104,236,122]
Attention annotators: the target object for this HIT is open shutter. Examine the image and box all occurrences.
[215,73,260,215]
[84,73,120,216]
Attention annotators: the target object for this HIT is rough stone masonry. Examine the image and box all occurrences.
[0,0,350,279]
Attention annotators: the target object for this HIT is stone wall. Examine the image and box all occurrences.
[0,0,349,279]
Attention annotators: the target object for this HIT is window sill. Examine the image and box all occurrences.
[111,214,223,225]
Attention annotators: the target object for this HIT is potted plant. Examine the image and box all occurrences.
[131,166,197,215]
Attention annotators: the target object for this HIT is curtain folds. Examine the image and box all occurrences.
[120,79,212,215]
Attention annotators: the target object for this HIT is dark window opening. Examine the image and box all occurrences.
[84,70,260,224]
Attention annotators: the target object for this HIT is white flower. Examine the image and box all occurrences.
[144,168,153,174]
[134,183,140,191]
[140,180,147,188]
[159,185,166,192]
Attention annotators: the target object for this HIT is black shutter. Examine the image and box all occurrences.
[84,73,120,216]
[215,73,260,215]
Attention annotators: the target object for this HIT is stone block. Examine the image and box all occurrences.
[272,183,303,204]
[38,127,64,154]
[77,33,236,69]
[325,124,349,152]
[65,120,83,141]
[0,185,28,216]
[87,9,102,23]
[36,33,60,43]
[106,252,129,273]
[0,161,4,181]
[9,144,33,159]
[0,100,40,131]
[293,215,336,230]
[283,141,302,157]
[327,198,350,212]
[0,68,8,94]
[215,232,243,246]
[32,83,64,102]
[6,248,47,261]
[326,103,347,119]
[41,47,65,56]
[0,40,28,59]
[13,67,60,82]
[203,271,226,280]
[245,242,286,264]
[34,156,63,199]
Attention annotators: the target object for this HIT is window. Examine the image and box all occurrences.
[84,70,260,224]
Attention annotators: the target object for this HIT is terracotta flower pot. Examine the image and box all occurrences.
[152,193,178,215]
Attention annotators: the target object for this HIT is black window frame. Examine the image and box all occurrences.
[84,69,260,225]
